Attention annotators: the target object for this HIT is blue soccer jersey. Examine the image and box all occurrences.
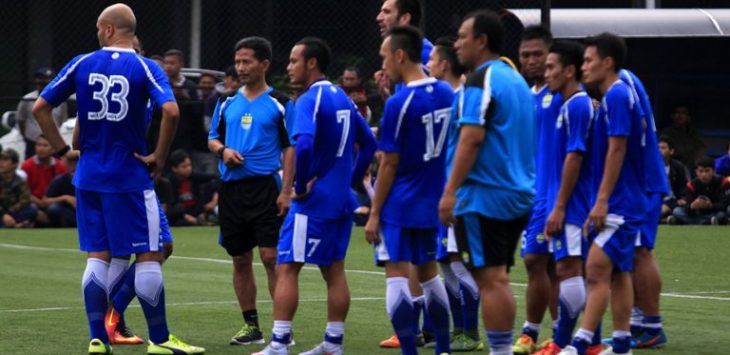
[42,47,175,193]
[208,87,293,181]
[619,69,669,196]
[448,60,536,220]
[591,80,647,220]
[545,91,594,226]
[378,77,454,228]
[291,80,376,219]
[534,86,563,203]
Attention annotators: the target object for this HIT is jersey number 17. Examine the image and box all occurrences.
[422,108,451,162]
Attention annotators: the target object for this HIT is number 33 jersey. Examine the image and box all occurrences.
[41,47,175,193]
[378,77,454,228]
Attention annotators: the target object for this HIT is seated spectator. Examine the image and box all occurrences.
[16,67,69,158]
[669,157,730,225]
[659,136,691,219]
[715,141,730,177]
[42,154,77,227]
[0,149,37,228]
[165,150,218,226]
[661,105,706,169]
[20,135,66,225]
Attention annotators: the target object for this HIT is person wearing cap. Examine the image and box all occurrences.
[16,67,69,158]
[0,148,37,228]
[42,153,78,227]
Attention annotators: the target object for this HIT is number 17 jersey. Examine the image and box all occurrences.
[41,47,175,193]
[378,77,454,228]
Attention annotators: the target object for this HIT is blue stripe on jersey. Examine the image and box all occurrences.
[41,47,175,193]
[450,60,535,220]
[592,81,647,220]
[534,86,563,205]
[545,92,594,226]
[208,87,291,181]
[378,78,454,228]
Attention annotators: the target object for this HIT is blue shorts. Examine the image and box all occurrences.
[521,199,550,257]
[551,224,588,262]
[77,189,163,257]
[374,221,439,266]
[636,192,662,250]
[436,225,458,261]
[158,199,173,245]
[591,214,640,272]
[277,212,353,266]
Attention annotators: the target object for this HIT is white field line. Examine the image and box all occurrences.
[2,242,729,303]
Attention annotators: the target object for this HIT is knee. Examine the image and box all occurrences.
[555,258,582,280]
[47,203,63,216]
[672,206,685,216]
[524,254,548,276]
[261,254,277,270]
[232,253,254,272]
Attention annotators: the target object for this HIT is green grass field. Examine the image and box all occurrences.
[1,226,729,354]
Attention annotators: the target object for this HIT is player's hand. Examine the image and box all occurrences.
[544,207,565,241]
[222,148,244,168]
[374,70,391,99]
[134,152,163,180]
[439,192,457,226]
[677,198,687,206]
[364,214,381,244]
[583,199,608,237]
[292,177,317,200]
[65,149,81,160]
[2,213,16,228]
[276,191,291,217]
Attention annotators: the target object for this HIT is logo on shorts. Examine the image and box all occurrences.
[279,250,291,256]
[132,242,147,247]
[542,93,553,108]
[536,233,546,244]
[556,240,563,250]
[441,238,448,247]
[461,251,470,264]
[241,113,253,130]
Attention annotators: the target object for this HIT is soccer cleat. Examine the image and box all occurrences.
[557,345,579,355]
[512,334,538,354]
[231,324,265,345]
[104,308,121,342]
[89,338,113,355]
[534,341,561,355]
[586,344,604,355]
[251,343,289,355]
[421,331,435,348]
[147,334,205,354]
[601,337,637,348]
[449,333,482,352]
[297,341,343,355]
[112,325,144,345]
[379,335,400,348]
[597,346,632,355]
[634,329,667,349]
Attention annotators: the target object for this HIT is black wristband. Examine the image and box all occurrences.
[54,145,71,159]
[217,146,227,159]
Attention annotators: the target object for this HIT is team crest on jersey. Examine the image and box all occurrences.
[542,93,553,109]
[536,233,545,244]
[241,113,253,130]
[556,113,564,128]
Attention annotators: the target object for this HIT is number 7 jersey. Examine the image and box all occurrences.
[41,47,175,193]
[378,77,455,228]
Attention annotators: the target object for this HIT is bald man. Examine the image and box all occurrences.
[32,4,204,355]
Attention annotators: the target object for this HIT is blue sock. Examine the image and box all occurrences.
[612,330,631,353]
[452,261,480,335]
[521,321,540,343]
[324,321,344,346]
[112,263,137,313]
[630,307,643,336]
[592,322,602,346]
[411,295,424,336]
[642,315,663,336]
[135,261,169,344]
[486,330,512,355]
[82,258,109,343]
[272,320,292,346]
[555,277,586,348]
[387,277,417,355]
[422,277,451,355]
[440,263,464,332]
[571,328,593,355]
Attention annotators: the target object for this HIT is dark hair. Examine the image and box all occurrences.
[225,65,237,78]
[463,10,504,54]
[395,0,422,27]
[164,49,185,63]
[36,134,49,142]
[584,32,626,72]
[234,36,272,62]
[387,25,423,63]
[434,36,466,77]
[521,25,553,46]
[295,37,331,73]
[549,40,585,81]
[169,149,190,167]
[344,66,362,78]
[696,157,715,169]
[150,54,164,62]
[659,135,674,150]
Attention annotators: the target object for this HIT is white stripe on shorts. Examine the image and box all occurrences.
[375,229,390,262]
[594,214,625,248]
[447,227,458,253]
[565,224,582,256]
[293,213,308,262]
[144,189,160,252]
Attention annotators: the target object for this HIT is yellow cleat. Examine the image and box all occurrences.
[147,334,205,354]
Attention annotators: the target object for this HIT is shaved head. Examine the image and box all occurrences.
[98,3,136,35]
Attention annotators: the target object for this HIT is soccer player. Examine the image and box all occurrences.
[440,10,536,355]
[252,37,376,355]
[514,25,561,355]
[365,26,454,355]
[427,36,484,352]
[31,3,203,355]
[536,40,596,355]
[208,36,295,346]
[558,33,647,355]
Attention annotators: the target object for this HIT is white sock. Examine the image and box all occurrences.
[134,261,163,307]
[107,258,129,293]
[82,258,109,294]
[421,276,450,313]
[559,276,586,319]
[386,277,412,316]
[575,328,594,343]
[272,320,292,348]
[523,321,541,332]
[630,307,643,327]
[451,260,479,298]
[439,262,460,296]
[324,321,345,347]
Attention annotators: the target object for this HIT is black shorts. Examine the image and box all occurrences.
[219,175,281,256]
[454,213,529,270]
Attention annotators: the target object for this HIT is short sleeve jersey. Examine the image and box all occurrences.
[208,87,293,181]
[534,85,563,204]
[291,80,374,219]
[378,78,454,228]
[40,47,175,193]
